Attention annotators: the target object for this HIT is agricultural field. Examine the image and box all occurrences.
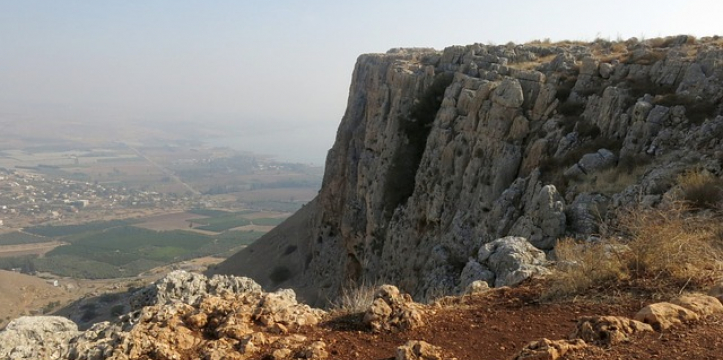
[25,220,133,238]
[133,212,209,232]
[0,117,315,282]
[0,231,51,246]
[0,209,288,279]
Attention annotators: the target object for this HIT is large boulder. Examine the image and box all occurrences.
[670,294,723,316]
[0,316,79,360]
[572,316,653,345]
[508,185,566,250]
[458,260,495,291]
[363,285,424,332]
[491,79,525,108]
[564,149,617,178]
[477,236,550,287]
[396,340,442,360]
[634,302,699,331]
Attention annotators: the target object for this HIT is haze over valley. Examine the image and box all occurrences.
[2,1,723,359]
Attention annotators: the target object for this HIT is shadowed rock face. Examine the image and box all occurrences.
[214,38,723,304]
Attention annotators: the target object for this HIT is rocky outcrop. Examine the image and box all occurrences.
[572,316,653,345]
[634,302,699,330]
[0,316,79,360]
[470,236,549,288]
[512,338,587,360]
[363,285,424,332]
[70,272,325,360]
[670,293,723,316]
[213,37,723,304]
[396,340,442,360]
[0,271,327,360]
[129,270,262,309]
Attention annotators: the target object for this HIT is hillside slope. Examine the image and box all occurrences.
[213,36,723,305]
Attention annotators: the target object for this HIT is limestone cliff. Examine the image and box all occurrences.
[213,35,723,304]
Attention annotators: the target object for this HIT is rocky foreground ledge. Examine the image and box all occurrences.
[0,271,325,360]
[1,270,722,360]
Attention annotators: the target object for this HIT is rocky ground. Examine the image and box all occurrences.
[313,287,723,360]
[1,271,722,360]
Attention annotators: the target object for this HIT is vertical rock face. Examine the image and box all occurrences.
[214,38,723,304]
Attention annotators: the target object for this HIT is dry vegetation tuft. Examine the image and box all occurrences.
[675,170,723,209]
[571,165,647,195]
[544,203,723,300]
[507,54,558,71]
[545,238,630,299]
[329,283,377,314]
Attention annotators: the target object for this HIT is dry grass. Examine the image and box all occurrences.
[544,204,723,300]
[572,166,646,195]
[675,170,723,209]
[329,283,377,314]
[621,206,722,284]
[544,238,630,299]
[507,54,557,71]
[524,39,587,48]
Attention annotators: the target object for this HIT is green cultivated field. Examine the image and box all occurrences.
[251,217,286,226]
[32,226,262,278]
[0,208,289,279]
[0,231,51,245]
[0,214,270,278]
[188,210,273,232]
[192,214,251,232]
[25,220,133,238]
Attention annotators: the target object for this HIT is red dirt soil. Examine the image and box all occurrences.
[243,284,723,360]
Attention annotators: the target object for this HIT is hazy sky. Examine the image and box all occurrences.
[1,1,721,164]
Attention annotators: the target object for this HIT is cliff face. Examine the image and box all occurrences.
[214,36,723,304]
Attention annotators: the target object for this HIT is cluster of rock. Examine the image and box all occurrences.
[129,270,262,309]
[512,292,723,360]
[213,35,723,304]
[363,284,425,332]
[459,236,549,290]
[0,271,327,360]
[2,273,722,360]
[0,317,79,360]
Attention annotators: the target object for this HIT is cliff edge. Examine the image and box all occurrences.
[212,35,723,305]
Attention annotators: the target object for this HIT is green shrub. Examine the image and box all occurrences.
[81,309,98,322]
[617,153,653,174]
[539,137,623,194]
[269,266,293,285]
[626,77,676,100]
[110,304,126,316]
[555,74,578,102]
[560,116,600,138]
[558,101,586,116]
[283,245,297,255]
[653,94,718,125]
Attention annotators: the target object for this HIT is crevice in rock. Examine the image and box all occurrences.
[382,72,454,218]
